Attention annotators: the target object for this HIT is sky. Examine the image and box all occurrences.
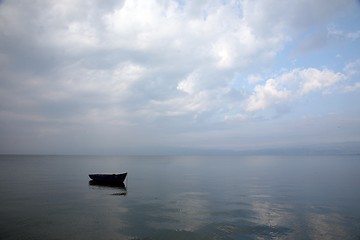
[0,0,360,155]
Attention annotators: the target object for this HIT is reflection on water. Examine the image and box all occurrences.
[146,192,211,231]
[0,155,359,239]
[89,180,127,195]
[306,209,349,239]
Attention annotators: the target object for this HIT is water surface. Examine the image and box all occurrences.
[0,155,359,239]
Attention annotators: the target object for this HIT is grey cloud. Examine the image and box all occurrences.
[294,31,328,54]
[243,0,355,37]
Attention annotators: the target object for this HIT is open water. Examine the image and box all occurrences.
[0,155,359,239]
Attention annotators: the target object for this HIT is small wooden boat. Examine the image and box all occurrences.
[89,172,127,183]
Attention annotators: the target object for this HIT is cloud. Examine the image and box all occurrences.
[0,0,359,153]
[177,71,199,95]
[328,26,360,41]
[344,59,360,77]
[244,68,347,112]
[294,31,328,54]
[343,82,360,92]
[245,79,291,112]
[299,68,346,95]
[242,0,353,37]
[342,60,360,92]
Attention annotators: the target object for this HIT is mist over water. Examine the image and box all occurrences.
[0,155,359,239]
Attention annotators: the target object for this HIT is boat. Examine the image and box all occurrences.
[89,172,127,184]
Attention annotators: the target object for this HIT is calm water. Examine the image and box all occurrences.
[0,155,360,239]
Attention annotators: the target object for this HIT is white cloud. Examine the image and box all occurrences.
[247,74,262,84]
[299,68,346,95]
[177,72,198,95]
[343,82,360,92]
[245,79,291,112]
[244,68,347,112]
[328,26,360,41]
[344,59,360,77]
[342,60,360,92]
[224,113,250,122]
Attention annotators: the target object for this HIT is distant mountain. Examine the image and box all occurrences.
[149,141,360,156]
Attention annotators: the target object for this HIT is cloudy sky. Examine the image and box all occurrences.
[1,0,360,154]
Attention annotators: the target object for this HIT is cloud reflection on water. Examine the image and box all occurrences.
[122,184,353,239]
[247,190,351,239]
[147,192,210,232]
[307,210,349,239]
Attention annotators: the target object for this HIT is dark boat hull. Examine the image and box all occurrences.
[89,173,127,183]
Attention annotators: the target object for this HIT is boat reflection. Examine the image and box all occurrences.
[89,180,127,195]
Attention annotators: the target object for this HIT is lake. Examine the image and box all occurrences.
[0,155,359,239]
